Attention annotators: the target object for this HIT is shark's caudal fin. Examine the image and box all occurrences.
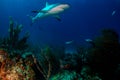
[31,17,36,26]
[31,17,35,23]
[27,15,34,25]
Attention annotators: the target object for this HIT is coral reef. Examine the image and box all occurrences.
[32,46,60,80]
[0,16,29,56]
[0,49,35,80]
[50,68,101,80]
[50,29,120,80]
[50,70,81,80]
[0,17,120,80]
[0,17,35,80]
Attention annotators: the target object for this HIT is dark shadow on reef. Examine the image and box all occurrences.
[86,29,120,80]
[0,17,120,80]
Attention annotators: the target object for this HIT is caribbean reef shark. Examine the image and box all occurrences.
[31,2,70,23]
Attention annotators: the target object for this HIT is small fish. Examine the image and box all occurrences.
[85,39,93,43]
[65,40,73,44]
[22,52,32,58]
[112,10,116,16]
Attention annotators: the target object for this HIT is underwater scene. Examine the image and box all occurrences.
[0,0,120,80]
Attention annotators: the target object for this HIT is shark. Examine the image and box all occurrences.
[31,2,70,23]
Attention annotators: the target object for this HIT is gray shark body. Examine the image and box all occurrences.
[31,2,70,23]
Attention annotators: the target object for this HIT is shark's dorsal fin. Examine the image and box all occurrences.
[46,2,49,7]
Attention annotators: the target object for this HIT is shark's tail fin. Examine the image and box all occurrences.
[27,15,34,26]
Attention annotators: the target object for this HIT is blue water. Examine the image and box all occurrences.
[0,0,120,46]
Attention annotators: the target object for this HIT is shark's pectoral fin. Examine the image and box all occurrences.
[31,10,40,13]
[54,15,61,21]
[32,10,48,13]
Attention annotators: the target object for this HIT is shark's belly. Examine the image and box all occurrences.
[34,13,46,19]
[48,8,64,15]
